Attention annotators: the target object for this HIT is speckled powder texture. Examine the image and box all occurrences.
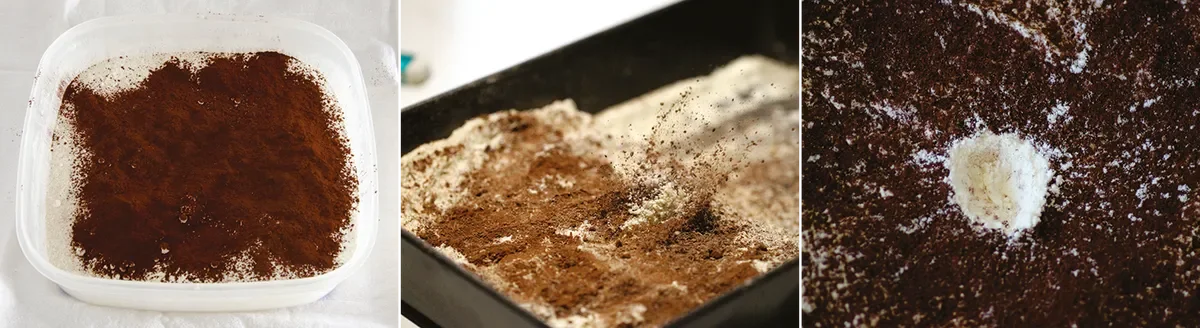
[47,52,357,282]
[804,1,1200,326]
[402,55,798,327]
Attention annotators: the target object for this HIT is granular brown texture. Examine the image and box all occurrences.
[403,95,797,326]
[804,1,1200,326]
[413,111,765,326]
[60,51,357,282]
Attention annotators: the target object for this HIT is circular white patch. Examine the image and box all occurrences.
[946,130,1052,236]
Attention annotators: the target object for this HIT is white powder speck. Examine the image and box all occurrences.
[822,88,846,110]
[557,221,596,240]
[1144,97,1160,107]
[910,149,946,166]
[1136,183,1149,206]
[626,304,647,323]
[670,281,689,293]
[1047,102,1071,125]
[870,101,915,121]
[1069,45,1090,74]
[751,260,775,273]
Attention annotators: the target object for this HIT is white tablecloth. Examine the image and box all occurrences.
[0,1,403,324]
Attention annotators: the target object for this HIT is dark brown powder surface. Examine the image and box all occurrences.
[405,104,794,326]
[804,1,1200,327]
[61,52,357,282]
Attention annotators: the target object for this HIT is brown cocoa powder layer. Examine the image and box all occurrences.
[804,1,1200,327]
[407,105,792,327]
[61,52,357,282]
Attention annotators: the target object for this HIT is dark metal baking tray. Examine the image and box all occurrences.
[400,0,799,326]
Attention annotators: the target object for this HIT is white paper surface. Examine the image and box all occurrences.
[0,1,399,327]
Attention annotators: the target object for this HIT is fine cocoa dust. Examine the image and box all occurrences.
[805,1,1200,327]
[59,51,357,282]
[403,57,798,327]
[403,56,799,326]
[412,109,775,327]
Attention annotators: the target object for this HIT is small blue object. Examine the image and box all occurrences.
[401,52,430,84]
[400,54,415,79]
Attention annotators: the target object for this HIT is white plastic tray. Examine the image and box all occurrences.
[15,14,379,312]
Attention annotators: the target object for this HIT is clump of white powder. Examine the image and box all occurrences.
[946,130,1052,236]
[622,182,689,229]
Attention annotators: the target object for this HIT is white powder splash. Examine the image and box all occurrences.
[622,182,688,229]
[946,130,1053,236]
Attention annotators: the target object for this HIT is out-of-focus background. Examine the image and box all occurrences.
[400,0,681,109]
